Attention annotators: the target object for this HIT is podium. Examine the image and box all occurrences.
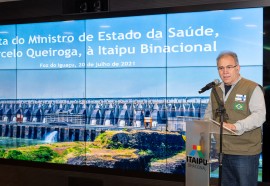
[185,118,236,186]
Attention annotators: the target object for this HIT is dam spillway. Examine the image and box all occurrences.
[0,122,115,142]
[0,97,209,142]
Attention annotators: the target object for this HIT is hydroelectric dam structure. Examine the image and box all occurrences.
[0,97,209,142]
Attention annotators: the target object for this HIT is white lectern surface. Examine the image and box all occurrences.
[185,119,235,186]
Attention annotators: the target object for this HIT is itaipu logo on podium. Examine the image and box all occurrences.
[186,145,208,171]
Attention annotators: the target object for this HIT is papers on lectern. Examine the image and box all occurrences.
[209,119,238,135]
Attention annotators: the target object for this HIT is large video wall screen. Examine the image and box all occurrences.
[0,8,263,178]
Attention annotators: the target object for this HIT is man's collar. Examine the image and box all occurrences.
[219,76,242,88]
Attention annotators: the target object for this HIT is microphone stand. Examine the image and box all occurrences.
[211,86,227,186]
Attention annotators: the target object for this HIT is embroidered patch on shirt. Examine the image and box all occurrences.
[234,102,245,110]
[235,94,246,102]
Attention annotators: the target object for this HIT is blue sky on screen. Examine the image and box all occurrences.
[0,70,16,99]
[16,20,86,69]
[16,69,85,99]
[167,8,263,67]
[85,14,167,68]
[0,25,16,69]
[0,8,263,99]
[85,68,167,98]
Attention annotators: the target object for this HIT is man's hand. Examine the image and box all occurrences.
[223,122,236,131]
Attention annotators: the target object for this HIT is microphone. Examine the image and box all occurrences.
[198,79,220,94]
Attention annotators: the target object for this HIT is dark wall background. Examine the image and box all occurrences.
[0,163,185,186]
[1,0,270,21]
[0,0,270,185]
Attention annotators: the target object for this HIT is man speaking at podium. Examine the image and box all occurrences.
[204,51,266,186]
